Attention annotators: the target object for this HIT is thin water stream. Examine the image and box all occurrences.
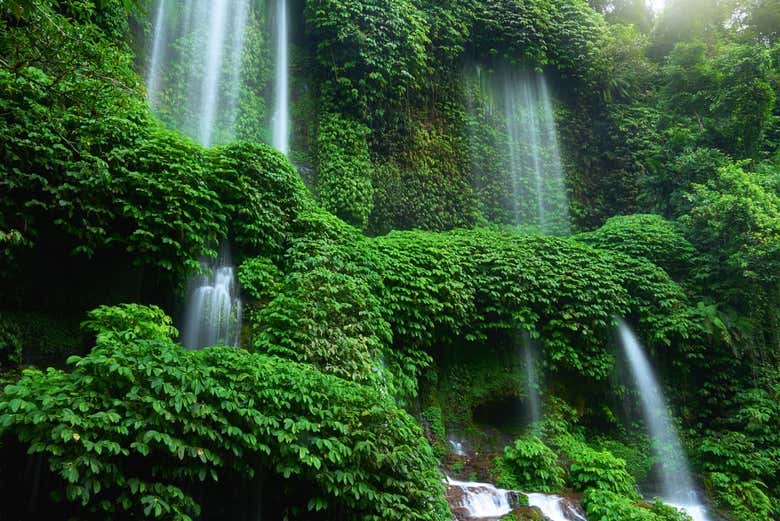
[619,320,711,521]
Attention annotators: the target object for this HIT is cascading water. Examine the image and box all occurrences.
[618,321,711,521]
[182,257,242,350]
[474,66,570,234]
[446,478,513,518]
[446,478,586,521]
[145,0,249,146]
[526,494,586,521]
[272,0,290,155]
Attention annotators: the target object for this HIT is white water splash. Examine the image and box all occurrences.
[446,477,587,521]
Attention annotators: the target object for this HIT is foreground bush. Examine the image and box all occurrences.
[0,305,449,521]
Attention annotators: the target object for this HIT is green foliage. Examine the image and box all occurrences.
[369,124,479,234]
[237,257,282,303]
[375,228,696,379]
[316,113,374,229]
[82,304,178,342]
[659,41,775,160]
[0,305,450,521]
[575,214,697,280]
[0,316,22,369]
[583,490,692,521]
[422,406,446,442]
[708,473,773,521]
[207,142,307,259]
[681,162,780,350]
[555,435,639,497]
[642,146,731,218]
[494,436,566,492]
[593,438,653,484]
[251,215,396,392]
[304,0,429,120]
[695,370,780,519]
[470,0,610,87]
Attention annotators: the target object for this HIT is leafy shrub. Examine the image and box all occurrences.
[0,305,450,521]
[594,438,653,484]
[708,472,773,521]
[575,214,698,280]
[681,162,780,350]
[304,0,428,119]
[207,142,308,260]
[556,435,639,497]
[494,436,565,492]
[649,500,695,521]
[237,257,282,303]
[82,304,178,343]
[0,316,22,369]
[316,113,374,229]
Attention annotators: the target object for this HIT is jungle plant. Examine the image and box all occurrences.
[494,436,566,492]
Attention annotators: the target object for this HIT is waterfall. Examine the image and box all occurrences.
[144,0,250,146]
[503,69,569,234]
[146,2,247,343]
[474,66,570,234]
[273,0,290,155]
[227,0,251,134]
[182,257,242,350]
[146,0,166,108]
[198,0,229,146]
[618,321,711,521]
[521,334,541,426]
[519,78,546,232]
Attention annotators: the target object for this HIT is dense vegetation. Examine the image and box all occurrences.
[1,0,780,520]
